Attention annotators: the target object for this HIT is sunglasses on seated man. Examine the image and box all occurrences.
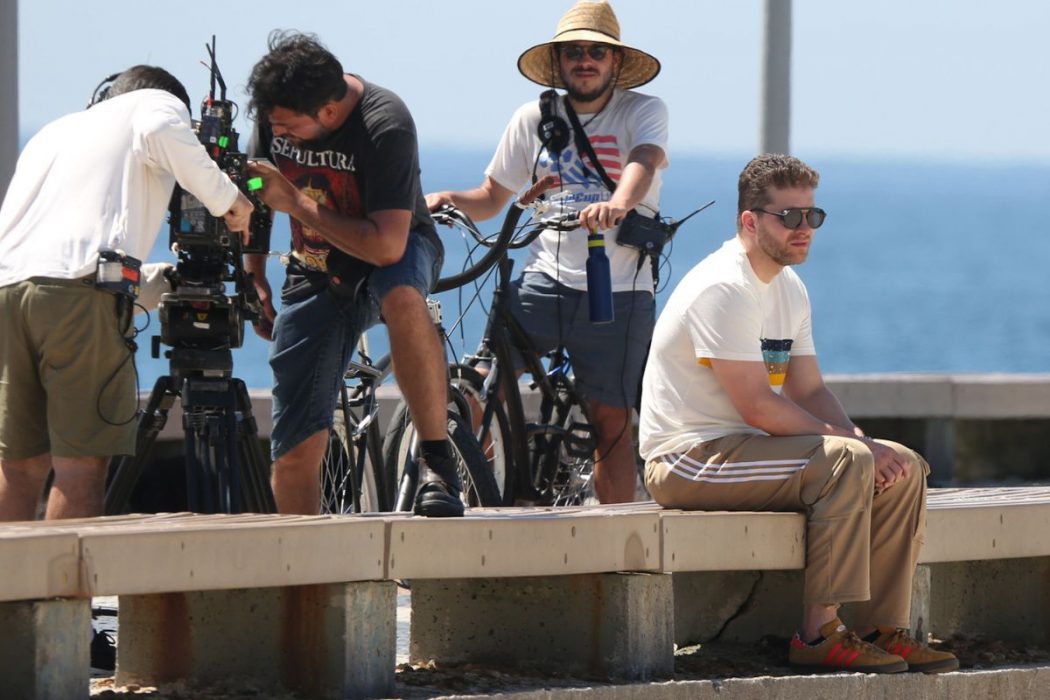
[751,207,827,229]
[560,43,614,62]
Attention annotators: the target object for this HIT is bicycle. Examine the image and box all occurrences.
[316,198,542,514]
[430,193,711,507]
[319,302,502,515]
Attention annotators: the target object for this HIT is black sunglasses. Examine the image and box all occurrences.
[752,207,827,229]
[561,44,613,62]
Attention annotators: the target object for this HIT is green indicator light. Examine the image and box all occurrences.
[218,135,229,148]
[247,177,264,192]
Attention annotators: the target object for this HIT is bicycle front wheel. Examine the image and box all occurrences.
[383,404,502,510]
[449,363,515,505]
[320,405,387,514]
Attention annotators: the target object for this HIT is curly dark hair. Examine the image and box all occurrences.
[106,65,191,112]
[737,153,820,227]
[246,30,348,119]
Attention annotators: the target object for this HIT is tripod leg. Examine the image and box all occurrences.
[104,375,178,514]
[233,379,276,513]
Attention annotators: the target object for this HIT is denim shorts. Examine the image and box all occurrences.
[508,272,655,409]
[269,234,441,459]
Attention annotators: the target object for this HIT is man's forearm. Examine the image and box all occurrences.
[608,160,654,212]
[445,187,510,222]
[744,391,859,440]
[791,386,858,434]
[244,253,268,276]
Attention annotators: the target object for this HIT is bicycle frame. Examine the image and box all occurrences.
[472,253,596,503]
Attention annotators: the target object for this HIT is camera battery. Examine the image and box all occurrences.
[96,250,142,298]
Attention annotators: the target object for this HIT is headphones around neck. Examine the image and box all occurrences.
[536,89,571,154]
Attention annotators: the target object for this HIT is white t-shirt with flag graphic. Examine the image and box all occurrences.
[486,89,668,292]
[638,237,817,460]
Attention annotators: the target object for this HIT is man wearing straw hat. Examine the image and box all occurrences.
[427,0,668,504]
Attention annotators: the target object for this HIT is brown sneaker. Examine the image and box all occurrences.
[869,627,959,673]
[789,618,908,674]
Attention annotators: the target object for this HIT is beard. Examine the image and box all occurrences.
[562,69,616,104]
[757,224,809,266]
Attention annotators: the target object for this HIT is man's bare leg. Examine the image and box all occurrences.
[589,401,637,504]
[271,430,327,514]
[45,456,108,519]
[802,603,840,642]
[0,454,51,521]
[382,286,447,441]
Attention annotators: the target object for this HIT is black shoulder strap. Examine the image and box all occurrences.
[563,98,618,193]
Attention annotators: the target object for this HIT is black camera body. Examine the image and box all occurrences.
[155,37,272,379]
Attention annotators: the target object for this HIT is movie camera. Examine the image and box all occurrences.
[157,35,272,378]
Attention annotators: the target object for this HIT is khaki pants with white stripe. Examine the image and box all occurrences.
[645,434,929,628]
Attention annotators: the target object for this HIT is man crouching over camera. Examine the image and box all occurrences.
[0,66,253,521]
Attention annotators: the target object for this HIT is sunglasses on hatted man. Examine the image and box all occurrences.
[561,44,613,62]
[752,207,827,229]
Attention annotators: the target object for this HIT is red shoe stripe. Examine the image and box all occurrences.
[844,649,861,667]
[824,643,844,665]
[899,645,914,659]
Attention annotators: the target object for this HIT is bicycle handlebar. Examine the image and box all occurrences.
[431,175,575,293]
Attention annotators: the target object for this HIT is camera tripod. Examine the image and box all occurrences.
[104,347,276,515]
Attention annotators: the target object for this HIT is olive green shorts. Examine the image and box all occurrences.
[0,278,137,459]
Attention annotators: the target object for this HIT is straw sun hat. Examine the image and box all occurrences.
[517,0,661,90]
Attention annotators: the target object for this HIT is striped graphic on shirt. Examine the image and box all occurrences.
[696,339,795,388]
[658,452,809,484]
[761,338,793,387]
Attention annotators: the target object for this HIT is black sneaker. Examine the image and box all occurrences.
[413,456,465,517]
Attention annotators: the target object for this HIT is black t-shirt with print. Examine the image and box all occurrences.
[248,76,439,300]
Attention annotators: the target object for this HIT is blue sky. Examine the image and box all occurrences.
[17,0,1050,163]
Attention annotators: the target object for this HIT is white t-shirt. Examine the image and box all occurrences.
[486,89,668,292]
[639,237,817,460]
[0,89,240,287]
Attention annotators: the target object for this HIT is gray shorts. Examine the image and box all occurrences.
[508,272,655,408]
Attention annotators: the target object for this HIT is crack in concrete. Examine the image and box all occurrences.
[707,571,764,643]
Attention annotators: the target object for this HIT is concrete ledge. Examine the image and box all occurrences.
[825,373,1050,419]
[0,529,79,601]
[78,513,387,595]
[422,664,1050,699]
[661,511,804,572]
[387,508,661,579]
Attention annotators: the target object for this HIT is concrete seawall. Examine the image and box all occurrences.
[139,373,1050,486]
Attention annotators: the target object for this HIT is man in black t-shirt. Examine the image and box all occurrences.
[244,31,461,517]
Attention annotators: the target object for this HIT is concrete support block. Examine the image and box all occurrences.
[675,565,933,645]
[909,564,931,641]
[411,573,674,680]
[117,581,395,699]
[0,598,90,700]
[929,557,1050,644]
[673,571,802,643]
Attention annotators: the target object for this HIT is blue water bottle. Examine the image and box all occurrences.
[586,230,614,324]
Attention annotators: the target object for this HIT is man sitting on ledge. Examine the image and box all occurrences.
[638,153,958,674]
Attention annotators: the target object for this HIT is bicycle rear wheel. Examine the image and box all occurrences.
[531,383,597,507]
[383,403,502,509]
